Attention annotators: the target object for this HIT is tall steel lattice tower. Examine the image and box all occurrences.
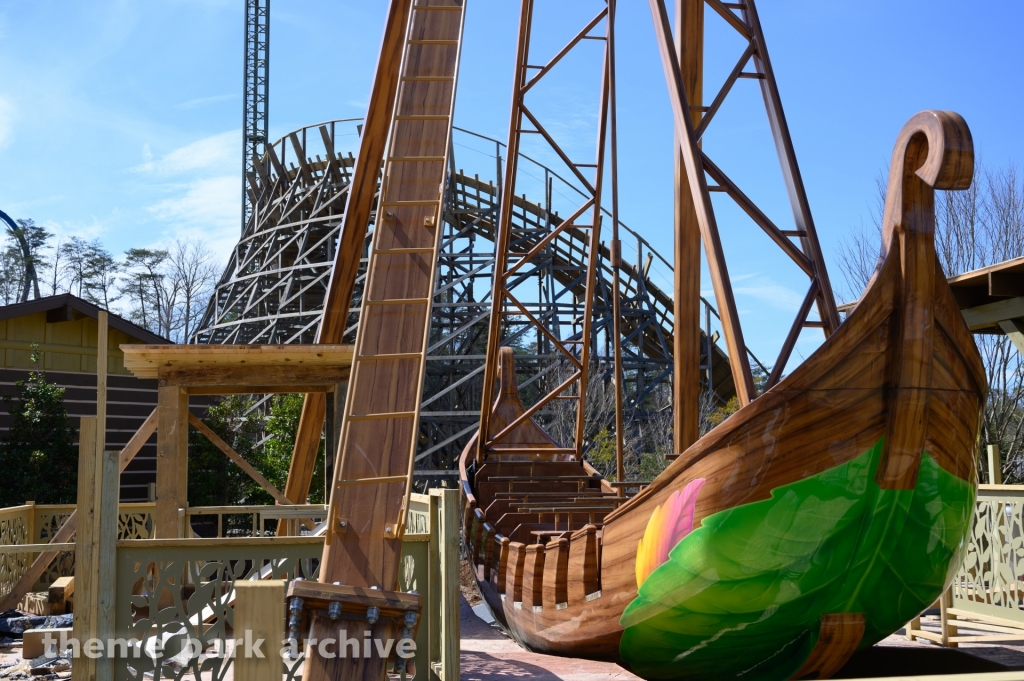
[242,0,269,233]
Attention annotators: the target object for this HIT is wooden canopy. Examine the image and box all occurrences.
[121,344,353,393]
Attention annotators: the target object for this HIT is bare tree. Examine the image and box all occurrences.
[836,162,1024,480]
[167,240,218,342]
[119,241,218,342]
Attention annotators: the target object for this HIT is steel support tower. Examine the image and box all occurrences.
[242,0,270,233]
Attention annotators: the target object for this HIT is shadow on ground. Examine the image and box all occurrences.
[833,645,1010,678]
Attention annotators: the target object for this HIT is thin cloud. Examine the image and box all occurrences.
[733,274,805,311]
[0,97,14,148]
[131,130,238,176]
[176,93,238,110]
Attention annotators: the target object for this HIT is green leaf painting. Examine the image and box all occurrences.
[619,439,974,680]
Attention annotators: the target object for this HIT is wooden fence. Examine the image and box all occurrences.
[0,492,459,681]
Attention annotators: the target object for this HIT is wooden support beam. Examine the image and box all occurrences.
[987,444,1003,485]
[156,386,188,539]
[71,425,117,679]
[673,0,703,453]
[234,581,285,681]
[288,0,417,503]
[649,0,756,405]
[48,576,74,615]
[998,318,1024,355]
[187,412,289,504]
[96,311,107,480]
[71,417,97,681]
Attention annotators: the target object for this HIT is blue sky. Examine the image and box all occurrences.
[0,1,1021,368]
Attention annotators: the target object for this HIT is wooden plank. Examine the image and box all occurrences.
[961,296,1024,330]
[48,576,74,615]
[234,581,285,681]
[94,448,118,679]
[436,488,460,681]
[156,386,187,539]
[70,417,97,681]
[673,0,703,454]
[121,343,354,379]
[159,365,350,389]
[0,543,76,553]
[96,311,107,478]
[187,412,289,504]
[119,408,156,471]
[288,0,419,503]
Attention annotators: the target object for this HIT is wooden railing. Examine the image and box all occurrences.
[908,482,1024,647]
[0,491,460,681]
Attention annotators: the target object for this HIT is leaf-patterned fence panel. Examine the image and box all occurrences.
[0,505,32,600]
[952,488,1024,623]
[31,504,156,590]
[114,538,323,681]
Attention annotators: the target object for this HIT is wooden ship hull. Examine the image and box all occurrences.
[462,112,985,680]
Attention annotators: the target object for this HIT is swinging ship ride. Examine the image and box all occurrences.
[463,110,984,680]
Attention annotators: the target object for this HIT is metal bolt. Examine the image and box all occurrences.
[404,611,418,627]
[366,606,380,625]
[328,602,342,620]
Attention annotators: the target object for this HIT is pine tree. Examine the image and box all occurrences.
[0,345,78,506]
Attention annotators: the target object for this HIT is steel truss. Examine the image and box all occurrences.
[242,0,270,233]
[195,121,740,473]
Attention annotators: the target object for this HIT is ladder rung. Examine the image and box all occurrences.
[382,200,441,206]
[738,72,766,79]
[357,352,423,361]
[781,230,807,237]
[348,411,417,421]
[401,76,455,82]
[364,298,430,306]
[407,39,459,44]
[337,475,409,487]
[412,4,462,9]
[395,115,450,121]
[489,447,578,454]
[803,321,826,328]
[389,156,446,162]
[373,248,435,255]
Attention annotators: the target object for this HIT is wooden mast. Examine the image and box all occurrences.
[672,0,703,451]
[285,0,416,505]
[301,1,467,679]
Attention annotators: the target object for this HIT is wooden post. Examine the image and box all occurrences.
[939,586,958,648]
[96,311,108,473]
[673,0,703,453]
[71,423,117,680]
[72,417,97,681]
[234,581,285,681]
[156,386,188,538]
[94,449,118,679]
[987,444,1002,485]
[437,489,460,681]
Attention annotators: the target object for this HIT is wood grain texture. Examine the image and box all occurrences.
[791,613,866,680]
[673,0,703,453]
[234,581,286,681]
[306,3,466,680]
[461,111,985,664]
[156,385,187,539]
